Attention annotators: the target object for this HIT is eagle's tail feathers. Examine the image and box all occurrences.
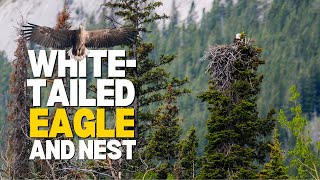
[68,47,89,61]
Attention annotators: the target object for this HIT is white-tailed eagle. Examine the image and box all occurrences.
[233,33,241,43]
[22,23,138,60]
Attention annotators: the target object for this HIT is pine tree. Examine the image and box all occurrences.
[103,0,188,137]
[101,1,189,178]
[259,127,288,179]
[174,125,198,179]
[197,39,275,179]
[300,59,320,116]
[164,1,180,55]
[187,1,196,25]
[145,84,182,179]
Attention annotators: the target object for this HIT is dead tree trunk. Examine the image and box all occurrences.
[6,37,33,178]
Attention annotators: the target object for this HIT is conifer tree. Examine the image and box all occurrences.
[101,1,189,178]
[145,84,182,179]
[187,1,196,25]
[163,1,180,55]
[174,125,198,179]
[259,127,288,179]
[103,0,188,138]
[197,38,275,179]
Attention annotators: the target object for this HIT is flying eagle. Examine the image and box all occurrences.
[22,23,138,60]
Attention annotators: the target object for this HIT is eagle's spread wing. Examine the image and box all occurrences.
[22,23,75,49]
[85,27,137,48]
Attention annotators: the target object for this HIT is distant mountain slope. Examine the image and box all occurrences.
[0,0,105,59]
[0,0,214,60]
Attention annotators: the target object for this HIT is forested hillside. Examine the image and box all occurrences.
[144,0,320,148]
[0,0,319,178]
[0,52,10,127]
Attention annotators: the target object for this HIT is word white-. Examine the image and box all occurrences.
[28,50,136,78]
[27,49,136,107]
[29,140,136,160]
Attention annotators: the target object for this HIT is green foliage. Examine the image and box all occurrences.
[259,128,288,179]
[145,0,320,151]
[103,0,189,178]
[174,126,198,179]
[103,0,189,130]
[0,51,12,168]
[166,173,175,179]
[0,51,11,126]
[0,0,316,178]
[278,86,320,179]
[145,85,183,179]
[134,171,158,179]
[197,41,275,179]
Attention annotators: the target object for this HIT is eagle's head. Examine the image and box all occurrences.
[79,24,84,31]
[235,33,241,40]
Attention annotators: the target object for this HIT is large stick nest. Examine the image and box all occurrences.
[201,41,259,92]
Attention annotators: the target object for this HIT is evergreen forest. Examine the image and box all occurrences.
[0,0,319,179]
